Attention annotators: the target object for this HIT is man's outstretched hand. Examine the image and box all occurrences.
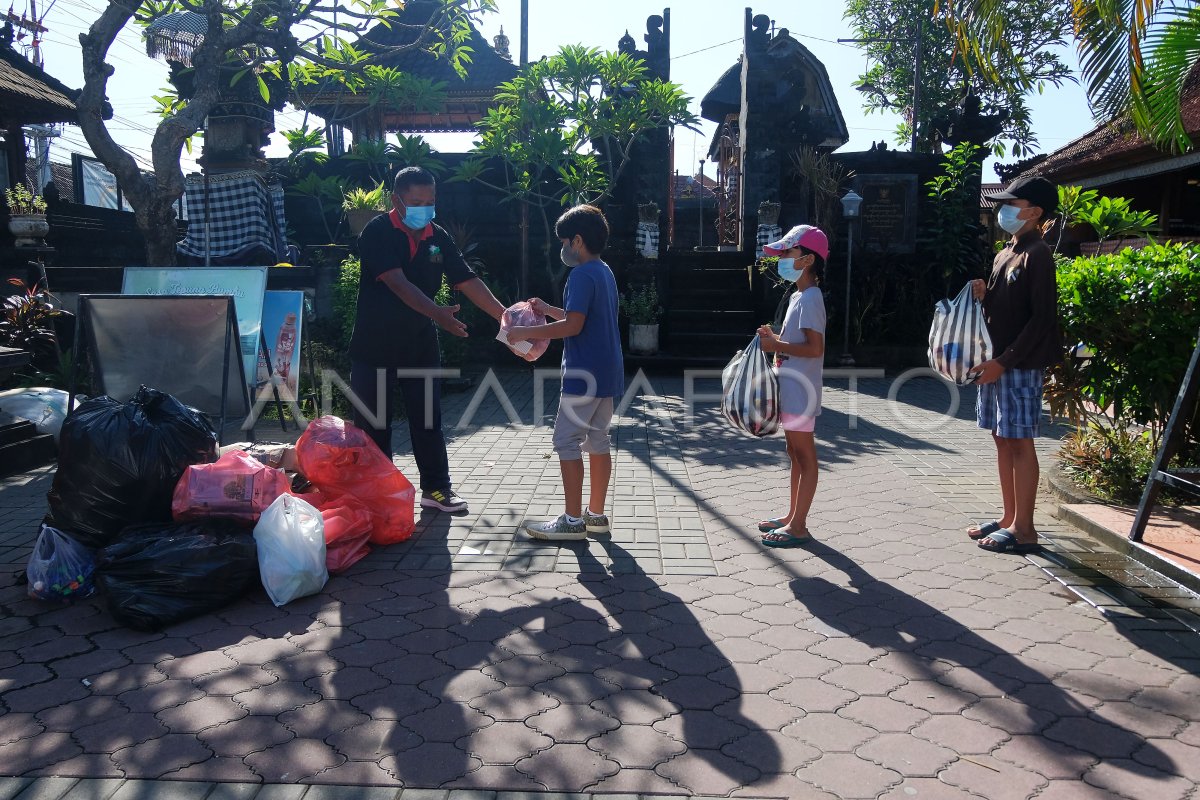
[432,304,468,337]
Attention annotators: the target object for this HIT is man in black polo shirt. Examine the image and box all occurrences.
[349,166,506,514]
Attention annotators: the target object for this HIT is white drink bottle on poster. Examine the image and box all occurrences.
[255,345,270,390]
[273,313,297,392]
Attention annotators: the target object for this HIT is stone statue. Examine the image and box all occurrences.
[644,15,665,53]
[618,30,636,55]
[747,13,771,52]
[934,90,1009,148]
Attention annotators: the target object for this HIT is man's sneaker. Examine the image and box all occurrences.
[583,509,611,535]
[524,514,587,541]
[421,489,468,513]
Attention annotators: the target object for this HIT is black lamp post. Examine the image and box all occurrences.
[698,159,706,249]
[839,190,863,366]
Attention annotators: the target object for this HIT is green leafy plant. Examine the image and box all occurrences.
[787,146,852,232]
[280,125,329,175]
[1050,242,1200,450]
[1073,195,1158,246]
[845,0,1072,155]
[620,283,661,325]
[341,182,388,212]
[3,183,47,216]
[926,142,987,293]
[390,134,447,178]
[450,44,698,289]
[287,174,345,242]
[1052,184,1100,252]
[1,279,62,368]
[1058,425,1162,505]
[332,256,361,349]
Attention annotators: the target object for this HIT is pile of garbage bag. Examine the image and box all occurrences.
[27,388,415,627]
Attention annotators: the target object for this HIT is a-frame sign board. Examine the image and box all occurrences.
[1131,328,1200,541]
[68,295,250,445]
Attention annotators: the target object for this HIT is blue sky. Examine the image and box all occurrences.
[31,0,1099,183]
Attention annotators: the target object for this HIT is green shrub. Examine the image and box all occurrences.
[333,256,360,349]
[1052,242,1200,440]
[620,283,661,325]
[1059,425,1158,504]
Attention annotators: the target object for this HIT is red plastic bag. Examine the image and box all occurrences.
[321,502,373,573]
[171,450,290,524]
[295,416,416,545]
[499,301,550,362]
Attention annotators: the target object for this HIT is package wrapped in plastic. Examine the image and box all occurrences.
[26,525,96,601]
[253,493,328,607]
[928,284,994,385]
[171,450,290,524]
[47,387,218,548]
[720,334,780,437]
[295,416,415,545]
[95,520,258,630]
[498,301,550,362]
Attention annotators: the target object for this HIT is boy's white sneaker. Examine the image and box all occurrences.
[524,514,587,541]
[583,509,610,535]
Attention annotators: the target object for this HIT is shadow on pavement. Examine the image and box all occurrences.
[791,540,1177,779]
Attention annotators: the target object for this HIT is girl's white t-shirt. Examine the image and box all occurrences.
[776,286,827,417]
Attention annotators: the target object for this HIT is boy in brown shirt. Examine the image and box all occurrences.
[967,175,1063,554]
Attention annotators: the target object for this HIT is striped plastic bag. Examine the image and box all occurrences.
[721,334,780,437]
[928,284,994,385]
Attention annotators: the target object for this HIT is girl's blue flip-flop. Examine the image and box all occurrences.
[762,530,813,548]
[758,518,787,533]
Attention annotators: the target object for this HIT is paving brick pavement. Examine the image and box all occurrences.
[1,369,1198,799]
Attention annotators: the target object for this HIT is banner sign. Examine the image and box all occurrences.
[258,290,304,402]
[122,266,268,388]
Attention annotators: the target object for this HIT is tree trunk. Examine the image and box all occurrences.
[138,196,182,266]
[77,4,217,267]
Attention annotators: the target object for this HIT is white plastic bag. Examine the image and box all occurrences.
[928,284,994,385]
[720,334,780,437]
[252,493,328,607]
[0,388,81,443]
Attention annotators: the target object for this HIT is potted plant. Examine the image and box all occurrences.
[4,183,49,247]
[342,182,388,236]
[620,282,662,355]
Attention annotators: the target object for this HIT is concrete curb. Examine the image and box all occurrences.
[1045,462,1200,593]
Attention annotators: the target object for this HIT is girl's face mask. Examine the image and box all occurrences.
[777,258,801,282]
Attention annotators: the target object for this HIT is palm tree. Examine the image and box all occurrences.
[942,1,1199,152]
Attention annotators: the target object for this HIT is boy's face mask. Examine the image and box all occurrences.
[560,238,582,267]
[997,204,1026,234]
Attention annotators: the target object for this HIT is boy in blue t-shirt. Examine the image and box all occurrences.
[506,204,624,541]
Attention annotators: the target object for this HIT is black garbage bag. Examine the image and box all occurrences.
[47,386,218,548]
[95,520,259,630]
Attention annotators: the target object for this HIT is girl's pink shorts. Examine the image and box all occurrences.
[780,413,816,433]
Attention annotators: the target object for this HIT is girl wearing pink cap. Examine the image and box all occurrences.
[756,224,829,547]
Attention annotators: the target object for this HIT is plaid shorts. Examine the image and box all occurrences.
[976,368,1044,439]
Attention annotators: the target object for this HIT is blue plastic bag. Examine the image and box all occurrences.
[26,525,96,601]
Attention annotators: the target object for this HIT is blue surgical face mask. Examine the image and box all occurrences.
[403,204,435,229]
[777,257,802,283]
[997,204,1025,234]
